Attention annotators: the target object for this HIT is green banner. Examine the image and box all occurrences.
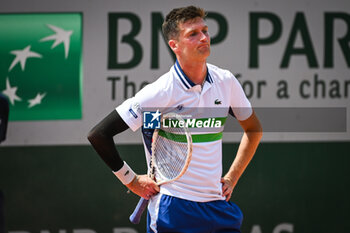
[0,13,83,120]
[1,142,349,232]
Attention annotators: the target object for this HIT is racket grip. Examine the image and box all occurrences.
[129,197,149,224]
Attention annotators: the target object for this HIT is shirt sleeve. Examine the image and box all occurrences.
[229,73,253,121]
[116,80,171,131]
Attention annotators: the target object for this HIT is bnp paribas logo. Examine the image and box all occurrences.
[0,13,82,121]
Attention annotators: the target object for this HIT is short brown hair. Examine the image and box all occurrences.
[162,6,206,41]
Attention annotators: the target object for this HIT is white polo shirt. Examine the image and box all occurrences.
[116,60,252,202]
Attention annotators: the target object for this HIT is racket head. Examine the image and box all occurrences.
[129,112,192,225]
[151,113,192,185]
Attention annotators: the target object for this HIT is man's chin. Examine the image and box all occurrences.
[198,47,210,56]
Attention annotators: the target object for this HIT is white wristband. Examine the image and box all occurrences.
[113,161,136,185]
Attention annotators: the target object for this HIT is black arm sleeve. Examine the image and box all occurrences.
[87,110,129,171]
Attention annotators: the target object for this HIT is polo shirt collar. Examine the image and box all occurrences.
[174,60,213,90]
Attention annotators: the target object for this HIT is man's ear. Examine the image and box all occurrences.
[168,39,178,53]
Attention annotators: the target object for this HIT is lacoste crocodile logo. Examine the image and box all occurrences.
[214,99,222,105]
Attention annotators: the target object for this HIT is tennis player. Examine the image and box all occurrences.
[0,93,9,144]
[88,5,262,233]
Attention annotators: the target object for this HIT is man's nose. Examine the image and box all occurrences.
[200,32,209,42]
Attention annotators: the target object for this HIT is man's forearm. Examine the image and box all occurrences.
[224,111,262,187]
[224,130,262,186]
[87,110,129,171]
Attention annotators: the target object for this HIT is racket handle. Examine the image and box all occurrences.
[129,197,149,224]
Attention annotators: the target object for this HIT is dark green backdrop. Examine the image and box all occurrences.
[0,142,349,233]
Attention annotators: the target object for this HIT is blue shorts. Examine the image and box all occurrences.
[147,194,243,233]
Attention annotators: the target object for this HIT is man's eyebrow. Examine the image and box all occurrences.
[184,25,208,34]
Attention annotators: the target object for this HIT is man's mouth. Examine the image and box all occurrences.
[198,44,210,49]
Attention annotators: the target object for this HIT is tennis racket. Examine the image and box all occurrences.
[129,112,192,224]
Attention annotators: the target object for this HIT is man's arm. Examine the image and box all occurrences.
[87,110,159,199]
[87,110,128,171]
[221,111,262,201]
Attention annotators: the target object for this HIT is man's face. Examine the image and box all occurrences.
[171,17,211,62]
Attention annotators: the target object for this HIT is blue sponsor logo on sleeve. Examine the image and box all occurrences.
[129,108,138,119]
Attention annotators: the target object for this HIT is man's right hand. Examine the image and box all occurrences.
[126,175,160,200]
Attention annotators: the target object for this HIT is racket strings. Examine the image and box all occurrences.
[154,128,188,180]
[156,139,185,178]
